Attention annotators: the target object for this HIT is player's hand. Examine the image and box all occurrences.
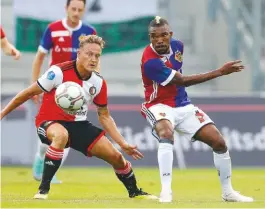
[31,95,41,105]
[219,60,244,75]
[121,143,144,160]
[11,47,21,60]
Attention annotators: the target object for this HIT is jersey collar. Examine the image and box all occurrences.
[62,18,82,32]
[74,60,92,81]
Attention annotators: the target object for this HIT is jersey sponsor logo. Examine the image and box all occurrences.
[174,50,183,62]
[51,30,70,37]
[54,45,78,53]
[55,45,61,52]
[89,86,96,95]
[47,71,55,80]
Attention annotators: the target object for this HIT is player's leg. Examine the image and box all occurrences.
[32,140,48,181]
[142,104,175,202]
[34,121,69,199]
[89,135,158,200]
[32,139,63,184]
[154,120,174,202]
[194,123,254,202]
[177,105,253,202]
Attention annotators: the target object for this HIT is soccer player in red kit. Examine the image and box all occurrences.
[140,16,254,203]
[1,35,158,200]
[1,26,21,59]
[31,0,97,183]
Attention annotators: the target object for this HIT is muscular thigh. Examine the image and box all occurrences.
[37,121,67,145]
[62,121,105,156]
[143,104,175,140]
[90,136,124,164]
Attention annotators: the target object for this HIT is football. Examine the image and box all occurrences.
[55,82,86,113]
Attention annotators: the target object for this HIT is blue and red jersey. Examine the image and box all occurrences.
[39,19,96,66]
[141,38,190,109]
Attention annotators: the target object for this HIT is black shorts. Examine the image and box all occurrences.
[37,120,105,157]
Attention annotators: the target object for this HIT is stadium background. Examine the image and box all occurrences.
[2,0,264,167]
[1,0,265,207]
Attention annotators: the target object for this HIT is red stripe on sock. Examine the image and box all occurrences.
[115,161,132,175]
[49,146,63,152]
[46,146,63,160]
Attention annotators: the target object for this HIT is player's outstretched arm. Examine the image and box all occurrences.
[0,83,43,120]
[169,60,244,87]
[96,105,144,160]
[1,37,21,60]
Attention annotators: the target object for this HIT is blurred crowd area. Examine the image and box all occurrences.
[1,0,265,96]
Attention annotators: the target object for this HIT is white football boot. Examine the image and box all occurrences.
[222,191,254,202]
[159,191,172,203]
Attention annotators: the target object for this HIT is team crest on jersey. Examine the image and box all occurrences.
[89,86,96,95]
[174,50,183,62]
[195,110,205,123]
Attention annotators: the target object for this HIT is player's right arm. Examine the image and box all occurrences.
[143,59,244,87]
[1,66,63,120]
[31,26,53,104]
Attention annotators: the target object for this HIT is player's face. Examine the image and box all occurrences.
[149,25,172,54]
[66,0,85,24]
[78,43,102,71]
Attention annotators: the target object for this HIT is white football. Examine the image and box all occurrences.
[55,82,86,113]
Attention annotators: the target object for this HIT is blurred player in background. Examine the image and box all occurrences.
[1,26,21,60]
[0,35,157,201]
[140,16,254,203]
[31,0,96,184]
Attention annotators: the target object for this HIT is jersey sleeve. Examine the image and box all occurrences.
[37,65,63,92]
[38,26,53,53]
[93,80,108,106]
[143,58,176,86]
[1,27,6,39]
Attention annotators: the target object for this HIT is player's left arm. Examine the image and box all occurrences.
[144,58,244,87]
[0,83,43,120]
[94,80,143,159]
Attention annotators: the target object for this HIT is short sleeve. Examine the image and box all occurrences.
[1,27,6,39]
[38,27,53,53]
[143,58,176,86]
[37,66,63,92]
[93,80,107,106]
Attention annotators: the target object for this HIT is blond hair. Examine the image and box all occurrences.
[155,16,161,24]
[79,35,105,49]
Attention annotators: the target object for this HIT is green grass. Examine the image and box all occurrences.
[1,167,265,208]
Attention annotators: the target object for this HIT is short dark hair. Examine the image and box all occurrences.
[66,0,86,7]
[148,16,169,30]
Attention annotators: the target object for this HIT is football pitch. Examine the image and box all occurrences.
[1,167,265,208]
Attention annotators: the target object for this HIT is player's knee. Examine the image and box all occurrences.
[110,151,126,168]
[158,128,174,140]
[53,130,69,146]
[212,137,227,153]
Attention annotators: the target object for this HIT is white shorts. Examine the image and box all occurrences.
[143,103,214,141]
